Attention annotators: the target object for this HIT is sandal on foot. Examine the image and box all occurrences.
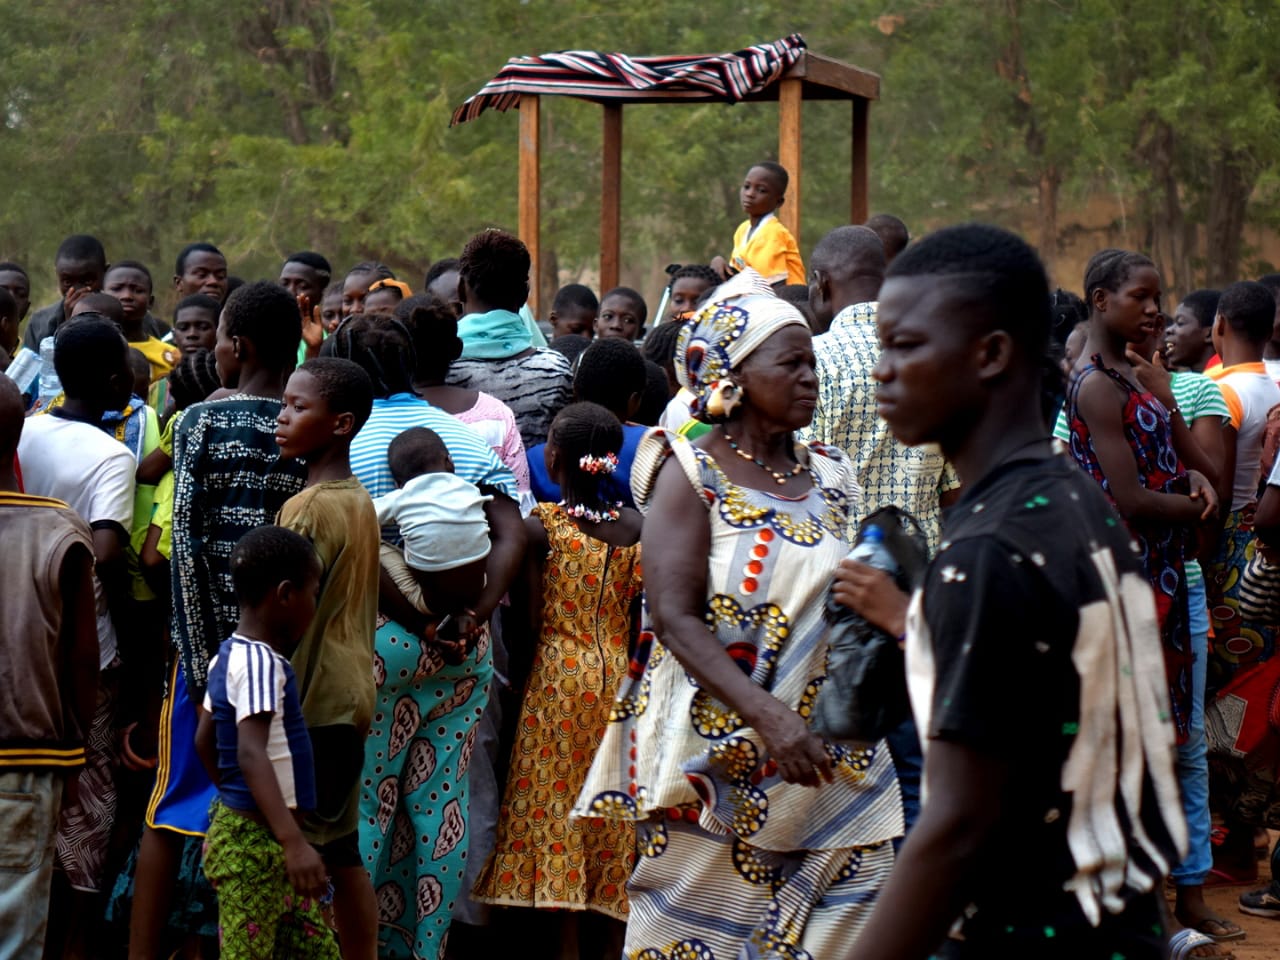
[1169,928,1235,959]
[1187,916,1246,941]
[1239,885,1280,919]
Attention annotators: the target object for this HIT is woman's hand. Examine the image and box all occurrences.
[754,700,833,788]
[298,294,324,359]
[831,560,908,637]
[1124,345,1176,410]
[710,255,730,280]
[1187,468,1220,521]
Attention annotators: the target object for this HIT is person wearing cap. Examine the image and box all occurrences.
[358,426,496,959]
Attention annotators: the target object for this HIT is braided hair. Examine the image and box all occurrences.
[394,294,461,383]
[1082,249,1155,309]
[548,401,623,511]
[328,313,418,398]
[665,263,720,290]
[168,348,222,410]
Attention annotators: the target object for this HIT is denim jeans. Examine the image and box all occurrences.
[886,714,922,838]
[0,769,62,960]
[1171,577,1211,886]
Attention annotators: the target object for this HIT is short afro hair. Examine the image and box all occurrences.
[72,292,125,327]
[53,315,129,397]
[0,261,29,282]
[750,161,789,194]
[865,214,909,261]
[174,242,225,277]
[174,293,222,321]
[223,280,302,371]
[552,283,599,315]
[811,226,886,282]
[548,333,592,365]
[285,251,332,280]
[458,230,530,312]
[106,259,154,289]
[887,222,1051,357]
[295,357,375,432]
[387,427,452,487]
[1218,281,1276,344]
[56,234,106,268]
[1179,289,1221,328]
[574,337,647,419]
[424,257,460,290]
[230,525,319,608]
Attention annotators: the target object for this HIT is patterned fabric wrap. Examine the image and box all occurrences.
[1065,358,1192,743]
[359,610,494,960]
[473,503,641,919]
[451,35,807,125]
[202,801,340,960]
[55,669,117,892]
[674,269,808,424]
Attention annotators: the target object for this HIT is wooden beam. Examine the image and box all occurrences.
[518,95,541,318]
[601,103,623,295]
[777,78,803,243]
[851,97,870,225]
[790,53,881,101]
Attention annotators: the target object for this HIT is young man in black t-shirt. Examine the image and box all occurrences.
[847,224,1187,959]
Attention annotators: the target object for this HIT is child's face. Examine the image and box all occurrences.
[321,292,343,333]
[550,305,595,339]
[363,289,400,318]
[741,166,783,219]
[0,270,31,321]
[56,257,104,298]
[174,306,218,355]
[276,370,341,460]
[278,262,327,303]
[667,278,713,320]
[105,267,154,325]
[131,359,152,400]
[175,251,228,302]
[596,294,642,340]
[342,272,372,318]
[213,310,241,388]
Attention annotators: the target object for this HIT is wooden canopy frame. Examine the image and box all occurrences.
[514,50,881,316]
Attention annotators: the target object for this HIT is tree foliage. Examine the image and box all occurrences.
[2,1,1278,314]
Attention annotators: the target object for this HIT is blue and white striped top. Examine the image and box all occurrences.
[203,634,316,813]
[350,393,519,503]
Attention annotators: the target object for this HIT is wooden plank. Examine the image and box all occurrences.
[777,78,803,243]
[792,52,881,101]
[601,103,623,295]
[518,95,541,318]
[851,98,870,224]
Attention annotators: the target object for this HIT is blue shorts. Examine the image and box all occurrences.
[145,663,216,836]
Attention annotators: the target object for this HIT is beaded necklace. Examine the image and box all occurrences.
[721,428,804,485]
[559,500,623,523]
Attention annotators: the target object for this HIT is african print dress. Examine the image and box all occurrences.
[473,503,642,918]
[575,432,903,960]
[1065,358,1193,743]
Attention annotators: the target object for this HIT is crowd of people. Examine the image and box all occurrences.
[3,157,1280,960]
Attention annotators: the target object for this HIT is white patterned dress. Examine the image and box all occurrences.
[574,430,903,960]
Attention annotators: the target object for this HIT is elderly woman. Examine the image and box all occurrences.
[576,271,903,959]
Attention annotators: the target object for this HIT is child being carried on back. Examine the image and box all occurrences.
[373,426,492,664]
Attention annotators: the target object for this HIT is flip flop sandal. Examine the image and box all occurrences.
[1190,917,1247,942]
[1169,928,1235,959]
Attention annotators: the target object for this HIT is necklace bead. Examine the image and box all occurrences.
[721,429,805,485]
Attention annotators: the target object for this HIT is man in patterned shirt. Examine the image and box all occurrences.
[800,224,960,551]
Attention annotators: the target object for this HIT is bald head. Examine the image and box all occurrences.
[809,226,886,324]
[0,375,24,468]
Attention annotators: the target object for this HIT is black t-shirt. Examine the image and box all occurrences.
[907,454,1184,947]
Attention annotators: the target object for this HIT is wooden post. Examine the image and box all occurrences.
[601,103,623,295]
[518,95,542,318]
[777,78,803,243]
[851,98,870,225]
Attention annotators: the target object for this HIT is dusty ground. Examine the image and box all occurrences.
[1176,841,1279,959]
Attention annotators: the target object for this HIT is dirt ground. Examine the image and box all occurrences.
[1179,839,1280,959]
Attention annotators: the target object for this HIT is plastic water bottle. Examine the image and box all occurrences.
[827,526,896,624]
[35,335,61,410]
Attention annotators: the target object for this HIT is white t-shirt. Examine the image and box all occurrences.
[17,412,135,667]
[1210,364,1280,512]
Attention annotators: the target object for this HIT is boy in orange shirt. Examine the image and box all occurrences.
[711,161,805,286]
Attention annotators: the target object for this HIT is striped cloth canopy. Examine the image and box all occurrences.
[451,34,807,126]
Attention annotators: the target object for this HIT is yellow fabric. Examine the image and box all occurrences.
[150,470,174,561]
[730,214,805,285]
[128,406,161,600]
[473,503,640,917]
[132,337,180,383]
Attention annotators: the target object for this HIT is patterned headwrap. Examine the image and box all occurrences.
[674,268,808,423]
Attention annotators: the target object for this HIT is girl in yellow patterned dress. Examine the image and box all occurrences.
[473,401,642,958]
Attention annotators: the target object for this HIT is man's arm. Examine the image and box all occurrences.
[476,492,527,623]
[843,740,1009,959]
[59,542,100,742]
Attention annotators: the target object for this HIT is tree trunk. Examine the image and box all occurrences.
[1204,152,1254,288]
[1140,119,1195,294]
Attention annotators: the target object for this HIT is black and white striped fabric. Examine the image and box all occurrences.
[451,34,806,125]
